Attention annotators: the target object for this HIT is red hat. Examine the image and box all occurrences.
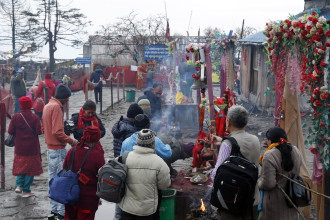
[82,126,101,143]
[19,96,33,110]
[45,73,52,79]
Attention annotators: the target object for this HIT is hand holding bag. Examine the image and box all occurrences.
[4,134,15,147]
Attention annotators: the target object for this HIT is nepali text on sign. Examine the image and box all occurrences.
[75,57,91,64]
[144,45,169,60]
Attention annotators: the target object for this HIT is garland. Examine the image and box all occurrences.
[264,12,330,168]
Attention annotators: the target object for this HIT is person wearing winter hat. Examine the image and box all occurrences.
[118,129,170,219]
[69,100,106,142]
[120,114,172,159]
[11,70,26,113]
[111,103,144,157]
[137,99,151,117]
[42,83,77,219]
[8,96,43,197]
[63,126,105,220]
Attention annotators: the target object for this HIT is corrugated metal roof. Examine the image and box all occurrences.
[238,32,267,45]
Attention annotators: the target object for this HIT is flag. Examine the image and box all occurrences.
[166,19,171,41]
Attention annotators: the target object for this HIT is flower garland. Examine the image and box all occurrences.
[264,12,330,168]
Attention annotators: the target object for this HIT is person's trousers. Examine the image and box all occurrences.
[15,174,34,193]
[217,205,258,220]
[64,205,96,220]
[14,97,21,114]
[146,78,153,88]
[94,87,101,104]
[113,204,122,220]
[47,148,67,217]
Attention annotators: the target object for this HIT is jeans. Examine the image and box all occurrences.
[113,204,122,220]
[15,175,34,193]
[14,97,21,114]
[94,87,101,103]
[47,148,67,216]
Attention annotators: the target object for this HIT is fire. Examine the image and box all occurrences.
[200,199,206,212]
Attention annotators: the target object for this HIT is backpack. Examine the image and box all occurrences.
[210,137,258,216]
[49,146,93,205]
[285,173,311,208]
[96,151,129,203]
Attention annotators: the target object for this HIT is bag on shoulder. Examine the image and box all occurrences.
[285,174,311,208]
[4,134,15,147]
[96,151,129,203]
[210,137,258,216]
[49,146,93,205]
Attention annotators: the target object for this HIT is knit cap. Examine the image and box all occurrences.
[127,103,144,119]
[45,73,52,79]
[54,83,71,99]
[19,96,33,110]
[137,99,151,117]
[137,129,155,149]
[134,114,150,130]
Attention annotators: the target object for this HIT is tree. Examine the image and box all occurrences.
[0,0,30,50]
[21,0,90,71]
[234,26,258,39]
[203,27,223,38]
[95,11,167,64]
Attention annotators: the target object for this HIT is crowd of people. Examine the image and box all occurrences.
[5,65,303,220]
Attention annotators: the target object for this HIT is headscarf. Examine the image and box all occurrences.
[77,108,100,130]
[76,126,104,153]
[18,96,33,110]
[44,73,55,89]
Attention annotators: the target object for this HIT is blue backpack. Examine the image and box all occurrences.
[49,146,93,205]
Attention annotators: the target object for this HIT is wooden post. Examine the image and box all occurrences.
[99,82,103,114]
[123,70,126,101]
[111,79,113,109]
[0,103,6,190]
[117,72,119,103]
[204,44,215,128]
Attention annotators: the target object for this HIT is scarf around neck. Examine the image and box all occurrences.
[77,108,100,130]
[259,142,280,164]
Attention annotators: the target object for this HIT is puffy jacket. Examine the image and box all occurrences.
[11,77,26,98]
[70,113,106,142]
[137,89,162,120]
[89,69,105,89]
[118,146,170,216]
[111,116,136,157]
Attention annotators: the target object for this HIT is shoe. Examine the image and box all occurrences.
[15,186,22,193]
[22,192,35,197]
[51,211,57,217]
[57,214,64,219]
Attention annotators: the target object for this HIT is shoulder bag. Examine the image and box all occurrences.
[4,134,15,147]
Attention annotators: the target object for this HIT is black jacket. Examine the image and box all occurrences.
[111,116,136,157]
[70,113,106,141]
[137,89,162,120]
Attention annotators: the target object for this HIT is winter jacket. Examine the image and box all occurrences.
[111,116,136,157]
[42,98,73,149]
[118,145,171,216]
[35,80,56,103]
[89,69,105,89]
[137,89,162,120]
[8,110,42,156]
[120,131,172,159]
[258,146,302,220]
[63,144,105,212]
[70,113,106,142]
[11,77,26,98]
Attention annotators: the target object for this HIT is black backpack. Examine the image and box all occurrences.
[210,137,258,216]
[96,151,129,203]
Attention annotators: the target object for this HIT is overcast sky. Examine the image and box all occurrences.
[1,0,305,60]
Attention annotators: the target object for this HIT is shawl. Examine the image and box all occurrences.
[77,108,99,130]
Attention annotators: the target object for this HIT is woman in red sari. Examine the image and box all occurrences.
[8,97,43,197]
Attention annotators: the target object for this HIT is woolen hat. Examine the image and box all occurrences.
[45,73,52,79]
[137,129,155,149]
[137,99,151,117]
[134,114,150,130]
[82,126,101,143]
[127,103,143,119]
[19,96,33,110]
[54,83,71,99]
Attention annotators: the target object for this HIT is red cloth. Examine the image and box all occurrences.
[192,130,208,168]
[64,205,95,220]
[8,110,42,156]
[18,97,33,110]
[215,98,226,136]
[45,73,52,79]
[35,80,56,102]
[63,144,105,211]
[13,154,43,176]
[77,109,100,131]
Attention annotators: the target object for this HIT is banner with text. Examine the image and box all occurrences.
[144,45,169,60]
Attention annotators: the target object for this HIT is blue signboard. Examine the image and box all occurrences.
[144,45,169,60]
[75,57,91,64]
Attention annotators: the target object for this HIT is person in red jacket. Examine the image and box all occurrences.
[63,126,105,220]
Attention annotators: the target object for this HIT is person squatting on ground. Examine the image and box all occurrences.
[210,105,261,220]
[34,73,56,119]
[118,129,171,220]
[8,97,43,197]
[89,66,106,104]
[63,126,105,220]
[258,127,302,220]
[42,84,78,219]
[70,100,106,142]
[11,70,26,114]
[111,103,144,157]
